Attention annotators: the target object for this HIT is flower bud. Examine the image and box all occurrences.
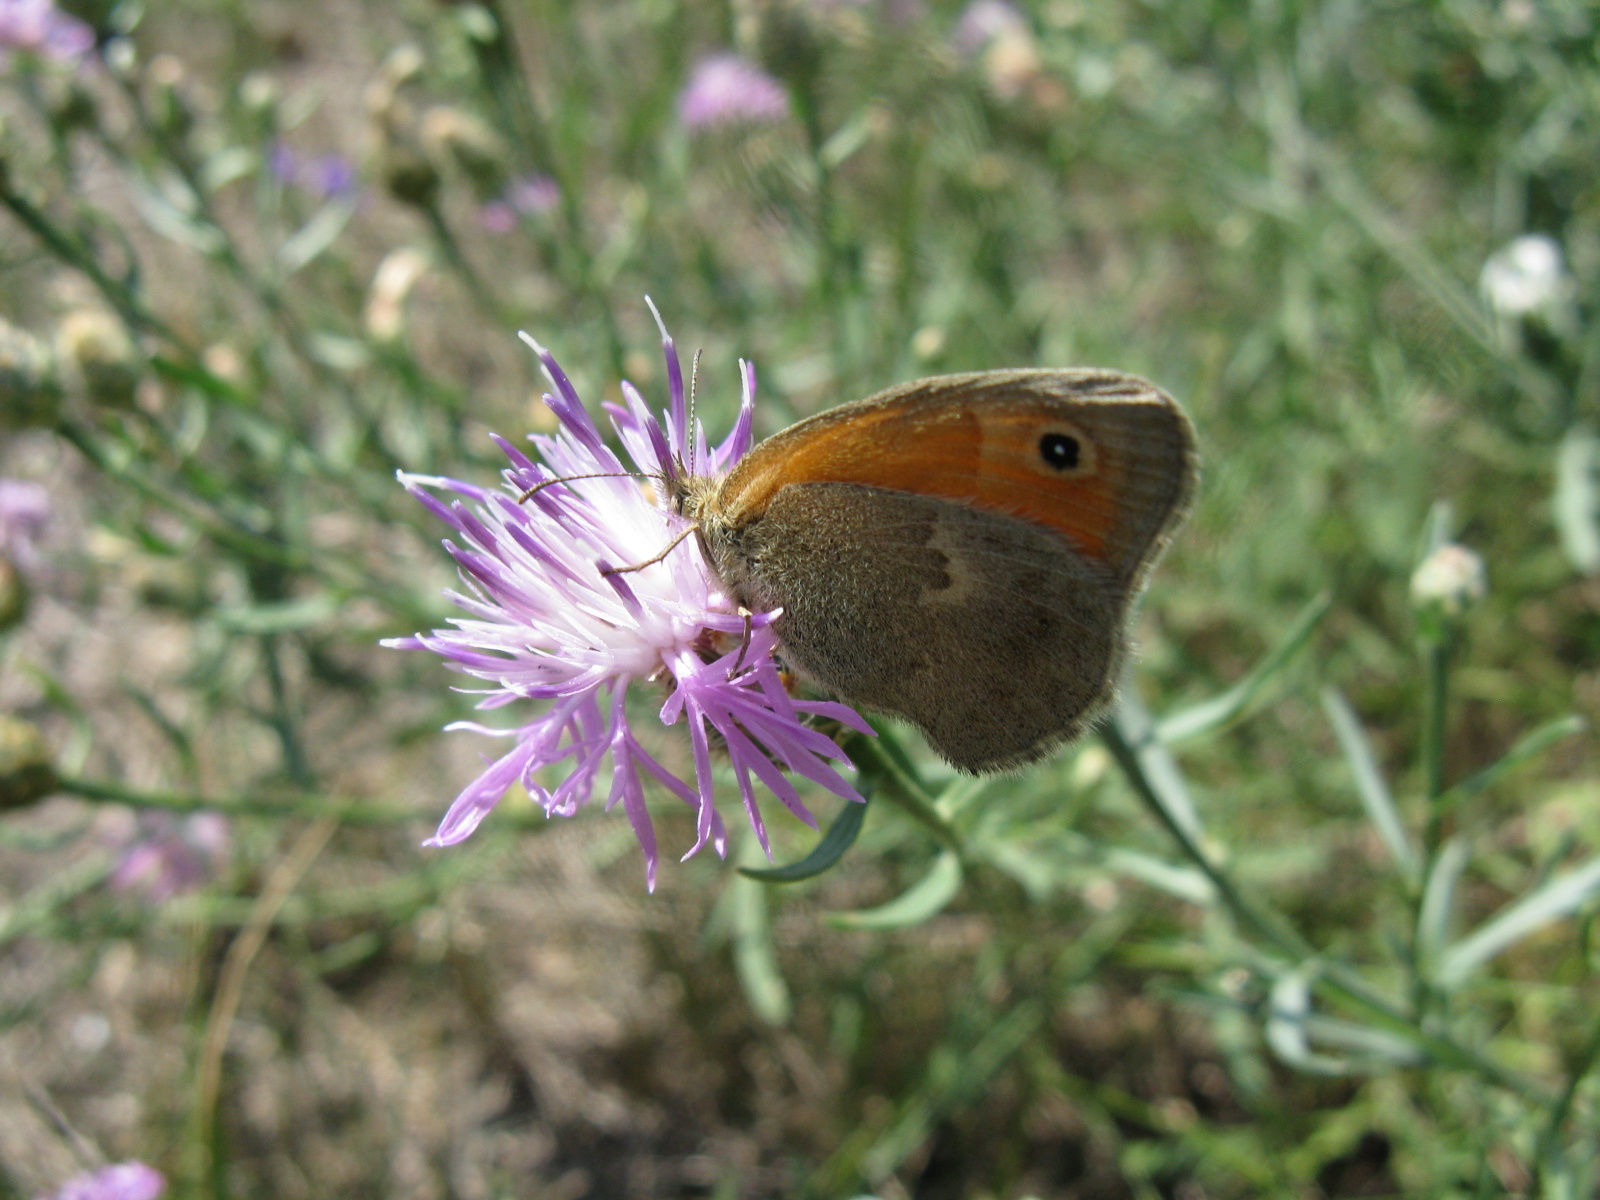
[0,715,58,811]
[0,316,63,429]
[1411,543,1487,620]
[57,308,140,408]
[145,54,194,139]
[364,247,429,342]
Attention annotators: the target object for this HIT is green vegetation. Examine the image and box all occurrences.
[2,1,1599,1196]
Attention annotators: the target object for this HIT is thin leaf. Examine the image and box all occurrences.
[200,146,256,193]
[278,198,357,276]
[214,594,339,635]
[1555,426,1600,575]
[740,785,871,883]
[1266,965,1350,1076]
[730,845,791,1025]
[1435,854,1600,990]
[826,851,962,931]
[1416,836,1471,974]
[1103,848,1214,904]
[1435,715,1585,816]
[131,176,226,254]
[1157,592,1330,744]
[1110,692,1206,843]
[1299,1015,1424,1067]
[1321,687,1419,883]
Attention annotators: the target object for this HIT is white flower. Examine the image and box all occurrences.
[1480,234,1573,322]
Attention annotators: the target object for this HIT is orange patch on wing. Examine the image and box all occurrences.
[721,401,1120,561]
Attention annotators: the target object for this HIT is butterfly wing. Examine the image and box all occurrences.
[702,370,1196,771]
[722,481,1123,771]
[717,369,1197,591]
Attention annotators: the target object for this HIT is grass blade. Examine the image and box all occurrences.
[740,785,872,883]
[1435,715,1585,816]
[1157,593,1330,744]
[826,851,962,931]
[1435,854,1600,990]
[1321,687,1419,884]
[1416,836,1472,974]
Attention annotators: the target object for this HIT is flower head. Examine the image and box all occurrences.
[35,1162,165,1200]
[508,174,560,215]
[952,0,1027,57]
[678,55,790,129]
[109,811,230,903]
[0,478,50,572]
[1480,233,1572,321]
[268,143,359,200]
[0,0,94,65]
[1411,543,1487,619]
[385,308,869,889]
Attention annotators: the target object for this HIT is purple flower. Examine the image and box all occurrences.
[0,0,94,64]
[269,143,359,199]
[308,154,357,199]
[0,478,49,572]
[952,0,1027,57]
[477,200,517,235]
[508,174,560,215]
[678,55,790,129]
[385,307,870,889]
[35,1162,165,1200]
[109,812,230,903]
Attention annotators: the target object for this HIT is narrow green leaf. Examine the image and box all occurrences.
[739,785,871,883]
[278,198,357,275]
[1436,854,1600,990]
[131,176,226,254]
[1415,836,1471,973]
[1157,592,1330,744]
[1321,687,1419,883]
[1555,426,1600,575]
[826,851,962,931]
[730,845,791,1025]
[1435,715,1585,816]
[200,146,256,193]
[1299,1014,1423,1068]
[1110,693,1206,843]
[1266,965,1350,1076]
[214,593,338,634]
[1103,848,1215,904]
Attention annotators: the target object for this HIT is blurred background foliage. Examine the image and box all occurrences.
[2,0,1600,1196]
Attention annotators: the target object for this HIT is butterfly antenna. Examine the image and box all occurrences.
[689,348,703,476]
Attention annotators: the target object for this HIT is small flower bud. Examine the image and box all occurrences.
[145,54,194,139]
[0,715,58,811]
[1481,234,1575,332]
[364,247,429,342]
[0,316,63,429]
[57,308,140,408]
[238,70,280,114]
[1411,543,1487,619]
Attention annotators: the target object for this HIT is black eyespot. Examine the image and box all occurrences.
[1039,433,1080,470]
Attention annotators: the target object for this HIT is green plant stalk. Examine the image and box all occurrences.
[1099,720,1553,1106]
[1533,1000,1600,1183]
[1420,635,1450,845]
[847,734,964,856]
[0,185,180,344]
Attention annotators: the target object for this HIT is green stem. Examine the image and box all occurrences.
[1099,718,1553,1106]
[848,733,964,856]
[1420,636,1450,846]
